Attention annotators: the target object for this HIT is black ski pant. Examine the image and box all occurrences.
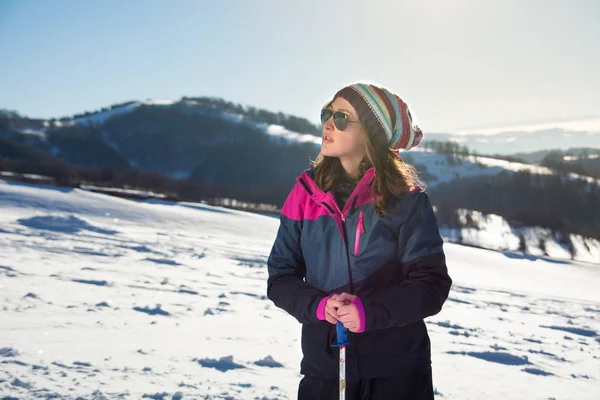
[297,364,434,400]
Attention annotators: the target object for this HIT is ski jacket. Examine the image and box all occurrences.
[266,167,452,380]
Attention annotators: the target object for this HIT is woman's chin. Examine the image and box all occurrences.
[321,147,337,158]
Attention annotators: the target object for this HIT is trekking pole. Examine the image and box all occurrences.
[332,321,349,400]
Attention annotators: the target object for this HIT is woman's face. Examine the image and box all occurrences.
[321,97,366,163]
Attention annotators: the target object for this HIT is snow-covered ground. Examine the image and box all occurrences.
[1,180,599,399]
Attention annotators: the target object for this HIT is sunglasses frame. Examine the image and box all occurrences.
[320,108,361,131]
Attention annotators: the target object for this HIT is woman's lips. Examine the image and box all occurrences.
[323,135,334,144]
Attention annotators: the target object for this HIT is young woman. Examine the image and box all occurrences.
[267,82,452,399]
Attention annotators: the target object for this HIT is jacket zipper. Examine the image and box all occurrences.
[340,207,362,379]
[354,210,365,256]
[340,213,355,293]
[314,183,362,378]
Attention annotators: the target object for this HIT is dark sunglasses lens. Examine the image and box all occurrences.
[333,111,348,131]
[320,109,332,125]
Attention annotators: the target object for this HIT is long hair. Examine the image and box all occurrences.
[312,119,425,216]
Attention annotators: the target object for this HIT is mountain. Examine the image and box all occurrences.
[427,129,600,156]
[509,148,600,178]
[1,97,600,249]
[0,99,321,204]
[511,148,600,164]
[399,150,600,245]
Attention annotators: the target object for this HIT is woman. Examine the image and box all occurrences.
[267,82,452,399]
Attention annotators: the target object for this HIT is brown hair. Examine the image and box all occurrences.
[312,113,425,216]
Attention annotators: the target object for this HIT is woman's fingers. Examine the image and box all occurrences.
[326,303,342,315]
[343,322,357,331]
[325,313,338,324]
[325,307,339,316]
[337,304,357,317]
[334,292,357,303]
[327,299,345,309]
[339,313,358,324]
[325,305,341,321]
[326,298,359,329]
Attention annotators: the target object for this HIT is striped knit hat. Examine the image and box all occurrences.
[334,83,423,151]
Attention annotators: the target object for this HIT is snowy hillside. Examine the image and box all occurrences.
[1,179,599,399]
[81,99,321,146]
[4,102,600,264]
[73,99,176,126]
[262,124,321,146]
[6,98,599,189]
[440,209,600,264]
[71,98,321,148]
[405,148,599,188]
[406,150,600,263]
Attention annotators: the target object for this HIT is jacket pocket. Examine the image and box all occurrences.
[354,210,365,255]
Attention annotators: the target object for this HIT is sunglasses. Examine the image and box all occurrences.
[320,108,361,131]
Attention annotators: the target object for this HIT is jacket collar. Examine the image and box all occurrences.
[298,167,376,216]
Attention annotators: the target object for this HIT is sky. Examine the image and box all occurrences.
[0,0,599,134]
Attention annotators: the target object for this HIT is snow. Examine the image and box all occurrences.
[564,154,600,161]
[79,184,168,200]
[17,128,46,140]
[571,234,600,264]
[445,209,600,264]
[144,99,176,106]
[405,148,600,186]
[211,111,321,145]
[455,210,521,251]
[264,124,322,145]
[74,99,175,126]
[1,180,599,399]
[0,171,53,182]
[74,102,143,126]
[221,111,245,123]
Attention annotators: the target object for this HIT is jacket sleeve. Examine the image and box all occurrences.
[361,191,452,331]
[266,184,327,324]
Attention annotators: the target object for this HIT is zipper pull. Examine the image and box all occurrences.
[358,210,365,233]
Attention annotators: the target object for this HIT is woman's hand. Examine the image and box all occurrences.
[323,297,345,324]
[333,292,363,333]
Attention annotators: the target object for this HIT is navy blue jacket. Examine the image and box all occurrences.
[267,167,452,380]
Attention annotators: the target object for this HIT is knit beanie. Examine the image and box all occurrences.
[334,83,423,151]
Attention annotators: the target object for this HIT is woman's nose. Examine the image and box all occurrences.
[323,116,335,131]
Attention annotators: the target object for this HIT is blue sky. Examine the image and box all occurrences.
[0,0,598,133]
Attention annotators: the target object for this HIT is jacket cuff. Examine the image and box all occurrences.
[316,294,334,321]
[352,297,366,333]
